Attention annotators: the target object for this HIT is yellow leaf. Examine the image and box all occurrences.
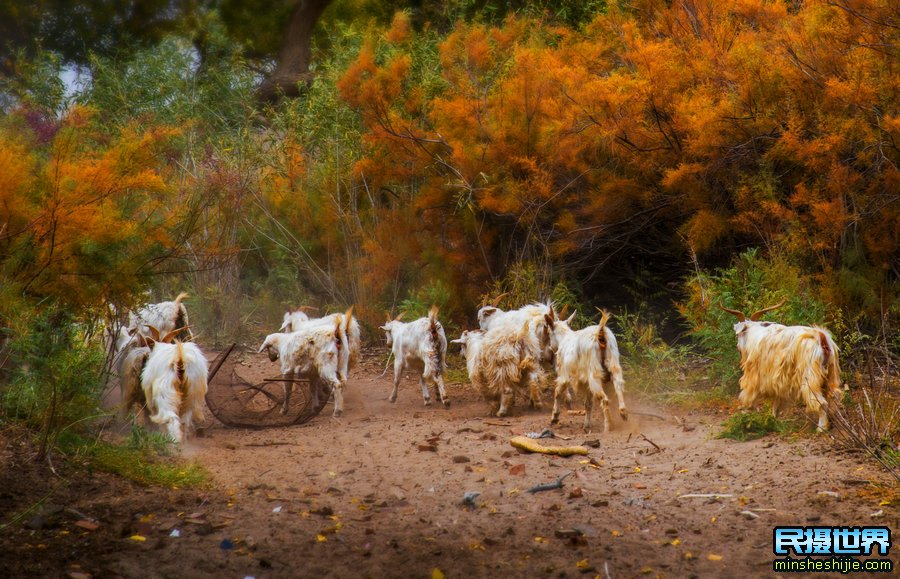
[710,517,717,523]
[469,542,485,551]
[432,569,445,579]
[684,552,695,560]
[534,536,546,543]
[508,488,521,496]
[671,538,682,546]
[576,559,590,569]
[316,534,327,543]
[708,554,723,561]
[641,567,654,574]
[678,469,689,474]
[611,530,623,537]
[129,535,146,542]
[634,467,642,473]
[738,496,748,506]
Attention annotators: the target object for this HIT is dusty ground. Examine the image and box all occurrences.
[1,347,898,578]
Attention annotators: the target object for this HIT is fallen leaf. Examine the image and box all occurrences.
[708,554,723,561]
[670,538,682,546]
[611,530,623,537]
[469,542,485,551]
[576,559,591,569]
[316,534,327,543]
[509,464,526,476]
[533,536,546,543]
[432,569,445,579]
[129,535,146,542]
[73,520,99,531]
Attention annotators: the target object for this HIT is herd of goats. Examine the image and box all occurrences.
[110,293,843,445]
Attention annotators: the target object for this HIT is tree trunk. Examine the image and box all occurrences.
[257,0,332,102]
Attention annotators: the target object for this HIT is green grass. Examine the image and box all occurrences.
[717,410,802,442]
[58,428,210,489]
[86,440,209,488]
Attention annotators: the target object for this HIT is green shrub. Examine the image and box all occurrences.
[680,248,833,383]
[717,410,801,442]
[2,305,108,460]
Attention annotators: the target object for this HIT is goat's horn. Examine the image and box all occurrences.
[491,292,508,307]
[162,326,189,343]
[749,299,786,321]
[718,303,746,322]
[559,303,570,318]
[146,325,161,342]
[298,305,318,312]
[395,312,404,321]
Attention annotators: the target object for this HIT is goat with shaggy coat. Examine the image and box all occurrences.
[139,328,208,443]
[258,310,351,417]
[380,306,449,407]
[278,308,361,379]
[721,301,841,431]
[129,292,193,342]
[452,323,540,417]
[549,310,627,432]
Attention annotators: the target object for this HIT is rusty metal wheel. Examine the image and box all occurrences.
[204,345,329,428]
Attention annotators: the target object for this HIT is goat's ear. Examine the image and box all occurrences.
[481,307,497,318]
[544,312,555,328]
[144,336,157,350]
[379,324,390,331]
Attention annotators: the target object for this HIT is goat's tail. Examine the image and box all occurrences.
[815,326,842,397]
[429,305,444,375]
[175,341,186,389]
[174,292,189,306]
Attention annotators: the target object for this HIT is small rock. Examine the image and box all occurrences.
[568,487,584,499]
[591,500,609,508]
[452,455,471,463]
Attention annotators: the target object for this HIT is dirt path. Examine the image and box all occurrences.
[2,349,898,578]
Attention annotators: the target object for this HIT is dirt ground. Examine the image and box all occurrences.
[1,347,898,579]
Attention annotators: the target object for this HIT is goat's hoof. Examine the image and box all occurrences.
[550,416,559,425]
[388,396,397,403]
[442,399,451,408]
[424,399,432,407]
[332,409,343,418]
[620,409,629,421]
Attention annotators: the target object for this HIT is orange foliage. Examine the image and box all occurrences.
[317,1,897,316]
[0,106,178,309]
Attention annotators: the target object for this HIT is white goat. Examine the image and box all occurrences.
[720,301,842,431]
[278,308,361,378]
[139,327,208,443]
[452,323,540,417]
[549,310,628,432]
[476,302,558,406]
[129,292,193,342]
[258,310,352,417]
[279,306,319,332]
[379,306,449,407]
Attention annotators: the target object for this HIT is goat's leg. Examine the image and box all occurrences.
[497,385,514,417]
[331,378,345,417]
[589,375,611,433]
[388,358,403,403]
[434,374,450,407]
[550,377,567,425]
[281,370,294,415]
[419,376,432,406]
[582,387,593,432]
